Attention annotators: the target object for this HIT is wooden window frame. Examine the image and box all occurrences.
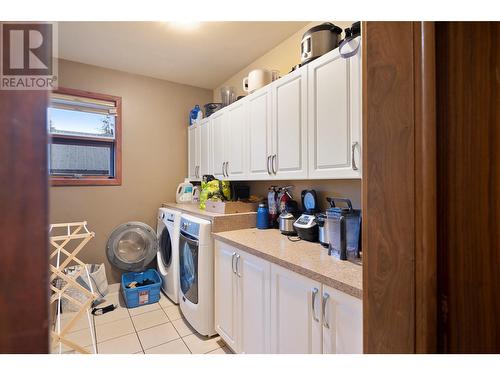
[49,87,122,186]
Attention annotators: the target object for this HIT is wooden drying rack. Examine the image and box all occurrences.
[49,222,97,354]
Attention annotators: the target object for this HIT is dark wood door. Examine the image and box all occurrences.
[362,22,437,353]
[0,89,49,353]
[436,22,500,353]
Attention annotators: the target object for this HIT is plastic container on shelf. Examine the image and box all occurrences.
[189,104,203,126]
[176,178,194,203]
[121,269,161,308]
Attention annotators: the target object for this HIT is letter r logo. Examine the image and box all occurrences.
[2,23,53,75]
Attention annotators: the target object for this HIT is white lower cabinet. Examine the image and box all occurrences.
[238,249,271,353]
[214,241,270,354]
[322,285,363,354]
[214,241,238,350]
[270,264,322,353]
[214,240,363,354]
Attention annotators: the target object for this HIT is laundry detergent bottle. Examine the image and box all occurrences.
[176,178,194,203]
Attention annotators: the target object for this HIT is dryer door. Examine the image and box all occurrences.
[179,230,199,304]
[159,226,173,268]
[106,222,158,272]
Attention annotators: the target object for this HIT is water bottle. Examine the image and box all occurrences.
[256,203,269,229]
[189,105,202,126]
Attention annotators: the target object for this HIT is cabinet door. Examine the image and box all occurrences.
[194,125,201,181]
[308,44,361,179]
[322,285,363,354]
[349,37,362,175]
[214,241,238,351]
[271,69,308,179]
[238,249,271,354]
[187,125,197,180]
[270,264,322,353]
[247,88,273,179]
[226,101,247,179]
[211,110,226,179]
[199,119,211,177]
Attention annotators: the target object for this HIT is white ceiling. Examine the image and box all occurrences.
[58,22,308,89]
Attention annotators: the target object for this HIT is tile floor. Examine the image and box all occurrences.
[51,283,232,355]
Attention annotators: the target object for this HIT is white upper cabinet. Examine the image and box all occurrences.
[308,39,362,179]
[322,285,363,354]
[188,125,196,180]
[270,68,308,179]
[211,109,226,180]
[199,118,211,177]
[226,100,247,179]
[210,102,247,180]
[247,88,273,179]
[270,264,322,354]
[187,124,201,181]
[199,39,362,182]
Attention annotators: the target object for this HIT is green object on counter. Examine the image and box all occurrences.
[199,179,231,209]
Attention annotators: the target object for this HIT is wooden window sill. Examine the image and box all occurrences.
[50,177,122,186]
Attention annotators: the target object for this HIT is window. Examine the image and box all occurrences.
[48,88,122,186]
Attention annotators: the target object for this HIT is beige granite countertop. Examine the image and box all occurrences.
[213,228,362,299]
[162,202,257,233]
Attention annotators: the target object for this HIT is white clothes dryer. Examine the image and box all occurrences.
[156,207,181,304]
[178,213,216,337]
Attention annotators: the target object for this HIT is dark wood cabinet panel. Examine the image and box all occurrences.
[363,21,438,354]
[0,89,49,353]
[362,22,417,353]
[436,22,500,353]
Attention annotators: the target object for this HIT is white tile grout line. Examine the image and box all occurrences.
[91,313,98,354]
[127,302,146,354]
[71,292,228,354]
[156,300,228,354]
[169,313,193,354]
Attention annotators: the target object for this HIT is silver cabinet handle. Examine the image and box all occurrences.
[222,162,226,177]
[272,154,277,175]
[266,156,271,175]
[352,142,359,171]
[225,161,229,178]
[311,287,319,322]
[235,254,241,277]
[231,252,236,274]
[322,292,330,329]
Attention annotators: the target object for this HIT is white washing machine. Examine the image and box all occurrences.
[156,208,181,304]
[178,213,216,337]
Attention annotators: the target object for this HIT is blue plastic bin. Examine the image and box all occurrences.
[121,269,162,308]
